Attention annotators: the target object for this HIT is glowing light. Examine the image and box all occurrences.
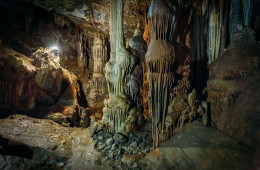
[50,45,59,51]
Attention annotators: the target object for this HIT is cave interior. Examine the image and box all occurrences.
[0,0,259,169]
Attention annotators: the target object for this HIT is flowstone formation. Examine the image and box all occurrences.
[207,0,259,148]
[102,0,142,136]
[86,36,108,108]
[145,0,175,148]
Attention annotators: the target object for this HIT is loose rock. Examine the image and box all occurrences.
[105,138,114,145]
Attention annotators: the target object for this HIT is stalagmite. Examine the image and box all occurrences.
[102,0,142,136]
[145,0,175,148]
[207,0,259,149]
[87,35,108,107]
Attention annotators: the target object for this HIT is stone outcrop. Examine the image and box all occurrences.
[0,47,86,118]
[18,0,149,40]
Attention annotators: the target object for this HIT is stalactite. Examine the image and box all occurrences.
[75,25,81,41]
[243,0,253,26]
[220,0,231,55]
[145,0,175,148]
[230,0,244,37]
[93,35,106,74]
[207,1,221,64]
[77,33,84,69]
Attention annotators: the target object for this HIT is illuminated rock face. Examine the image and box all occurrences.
[145,0,175,148]
[0,47,85,114]
[102,0,142,136]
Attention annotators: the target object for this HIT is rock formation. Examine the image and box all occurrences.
[0,46,86,120]
[86,36,108,108]
[0,0,259,168]
[145,0,175,148]
[207,0,259,148]
[128,25,147,106]
[102,0,142,136]
[166,56,210,137]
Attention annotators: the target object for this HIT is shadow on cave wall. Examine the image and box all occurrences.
[77,80,88,108]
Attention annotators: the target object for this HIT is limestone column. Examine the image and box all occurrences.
[145,0,175,148]
[102,0,141,136]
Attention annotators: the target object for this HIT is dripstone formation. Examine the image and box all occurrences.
[86,36,108,107]
[102,0,142,136]
[145,0,175,148]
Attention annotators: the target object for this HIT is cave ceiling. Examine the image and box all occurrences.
[18,0,150,39]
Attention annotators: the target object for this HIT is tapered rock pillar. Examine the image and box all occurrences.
[86,36,108,107]
[145,0,175,148]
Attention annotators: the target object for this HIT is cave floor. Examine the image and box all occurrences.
[0,114,256,170]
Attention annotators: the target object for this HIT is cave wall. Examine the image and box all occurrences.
[0,2,91,74]
[207,0,260,148]
[141,0,259,148]
[0,2,92,122]
[0,0,259,150]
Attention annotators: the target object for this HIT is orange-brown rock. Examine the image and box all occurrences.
[0,47,86,116]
